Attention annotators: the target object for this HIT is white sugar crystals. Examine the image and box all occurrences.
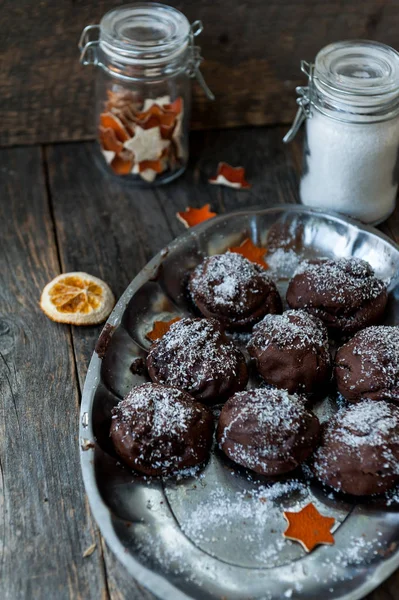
[285,40,399,224]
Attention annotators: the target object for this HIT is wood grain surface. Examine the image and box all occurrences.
[2,0,399,146]
[2,128,399,598]
[0,147,107,600]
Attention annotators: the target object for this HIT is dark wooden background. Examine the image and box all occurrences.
[2,0,399,146]
[2,2,399,599]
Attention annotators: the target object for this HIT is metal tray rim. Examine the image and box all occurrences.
[80,204,399,600]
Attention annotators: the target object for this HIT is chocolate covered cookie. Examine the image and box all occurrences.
[217,388,320,476]
[313,400,399,495]
[188,252,282,331]
[286,258,387,336]
[146,317,248,404]
[335,326,399,403]
[110,383,213,476]
[247,310,331,395]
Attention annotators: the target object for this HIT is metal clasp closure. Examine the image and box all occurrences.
[283,61,314,143]
[187,21,215,101]
[78,24,100,66]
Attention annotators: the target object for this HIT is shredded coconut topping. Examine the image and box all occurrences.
[113,383,199,438]
[334,400,399,445]
[249,309,328,352]
[315,400,399,477]
[342,326,399,390]
[292,257,385,308]
[147,318,244,392]
[180,481,306,547]
[189,252,272,314]
[219,388,312,464]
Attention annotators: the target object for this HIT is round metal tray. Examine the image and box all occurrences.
[80,205,399,600]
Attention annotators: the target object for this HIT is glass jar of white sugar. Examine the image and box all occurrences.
[284,40,399,224]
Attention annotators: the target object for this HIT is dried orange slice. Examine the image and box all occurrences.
[40,272,115,325]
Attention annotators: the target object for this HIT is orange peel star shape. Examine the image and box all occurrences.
[209,162,251,189]
[146,317,181,342]
[176,204,217,228]
[229,238,268,268]
[283,503,335,553]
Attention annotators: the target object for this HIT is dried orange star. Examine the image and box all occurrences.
[283,503,335,553]
[100,112,130,142]
[99,126,124,154]
[176,204,217,228]
[229,238,268,268]
[209,162,251,189]
[110,150,134,175]
[146,317,181,342]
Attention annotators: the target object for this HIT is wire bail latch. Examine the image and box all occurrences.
[78,24,100,66]
[283,61,314,143]
[187,21,215,101]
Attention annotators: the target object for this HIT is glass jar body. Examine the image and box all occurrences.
[300,110,399,224]
[95,56,192,185]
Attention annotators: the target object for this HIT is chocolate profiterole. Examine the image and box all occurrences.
[110,383,213,476]
[313,400,399,495]
[188,252,282,331]
[286,257,387,336]
[247,310,331,395]
[146,317,248,404]
[217,388,320,476]
[335,326,399,403]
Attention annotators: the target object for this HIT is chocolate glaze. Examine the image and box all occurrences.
[146,317,248,404]
[217,388,320,476]
[335,326,399,403]
[286,258,387,336]
[313,400,399,495]
[188,252,282,331]
[110,382,213,476]
[95,324,115,359]
[248,310,331,396]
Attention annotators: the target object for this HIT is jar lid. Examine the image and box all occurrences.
[314,40,399,109]
[99,3,191,64]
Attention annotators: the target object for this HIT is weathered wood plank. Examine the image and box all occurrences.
[46,141,180,599]
[45,142,178,389]
[203,127,300,213]
[2,1,399,145]
[0,147,108,600]
[149,126,300,238]
[101,539,155,600]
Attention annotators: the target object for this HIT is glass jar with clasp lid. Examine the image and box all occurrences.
[284,40,399,224]
[79,3,214,185]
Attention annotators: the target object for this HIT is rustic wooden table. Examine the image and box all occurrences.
[1,126,399,600]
